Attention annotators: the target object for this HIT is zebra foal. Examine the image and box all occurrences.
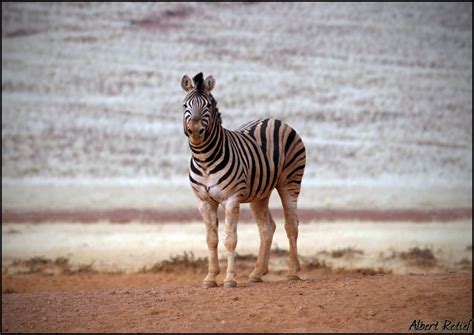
[181,73,306,288]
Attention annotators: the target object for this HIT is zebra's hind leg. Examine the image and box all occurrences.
[248,196,276,284]
[277,186,301,281]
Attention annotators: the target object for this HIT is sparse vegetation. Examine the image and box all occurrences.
[3,288,17,294]
[330,248,364,259]
[7,257,102,275]
[456,258,472,271]
[5,229,21,234]
[234,253,257,261]
[301,257,329,270]
[11,256,51,274]
[139,251,208,273]
[399,247,437,268]
[3,244,467,278]
[270,246,290,257]
[353,267,392,276]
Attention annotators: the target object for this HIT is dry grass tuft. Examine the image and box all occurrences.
[352,267,392,276]
[139,251,208,273]
[8,257,104,275]
[330,247,364,259]
[456,258,472,271]
[301,257,329,270]
[3,288,17,294]
[234,253,257,261]
[5,228,21,234]
[270,246,290,257]
[399,247,437,268]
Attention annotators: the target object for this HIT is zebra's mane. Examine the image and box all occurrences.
[193,72,205,91]
[192,72,222,125]
[209,94,222,125]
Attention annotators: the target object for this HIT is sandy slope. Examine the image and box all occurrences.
[2,2,472,209]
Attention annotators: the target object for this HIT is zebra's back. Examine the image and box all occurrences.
[237,118,306,201]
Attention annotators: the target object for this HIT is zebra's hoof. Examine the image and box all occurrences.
[248,277,263,285]
[223,280,237,289]
[202,281,218,289]
[287,275,301,281]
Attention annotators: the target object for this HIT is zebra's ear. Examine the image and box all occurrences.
[181,74,194,92]
[204,75,215,93]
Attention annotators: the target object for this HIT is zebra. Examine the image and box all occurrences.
[181,72,306,288]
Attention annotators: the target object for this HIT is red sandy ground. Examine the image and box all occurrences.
[2,269,472,333]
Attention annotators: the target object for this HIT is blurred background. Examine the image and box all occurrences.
[2,3,472,275]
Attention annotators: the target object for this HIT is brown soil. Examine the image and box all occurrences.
[2,267,472,333]
[2,207,472,223]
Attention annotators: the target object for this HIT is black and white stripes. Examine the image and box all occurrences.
[181,72,306,286]
[182,73,306,205]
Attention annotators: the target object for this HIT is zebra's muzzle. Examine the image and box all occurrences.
[188,123,206,144]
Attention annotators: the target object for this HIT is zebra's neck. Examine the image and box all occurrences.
[189,120,226,172]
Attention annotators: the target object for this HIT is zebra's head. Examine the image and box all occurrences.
[181,72,219,145]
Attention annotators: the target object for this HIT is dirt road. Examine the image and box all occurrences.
[2,270,472,333]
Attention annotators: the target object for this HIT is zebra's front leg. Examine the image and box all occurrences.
[198,200,220,288]
[223,200,240,288]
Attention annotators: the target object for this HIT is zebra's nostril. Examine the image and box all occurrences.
[199,128,205,136]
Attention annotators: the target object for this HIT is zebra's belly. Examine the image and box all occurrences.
[191,178,245,204]
[207,184,230,203]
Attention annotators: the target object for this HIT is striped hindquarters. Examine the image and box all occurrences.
[238,118,306,201]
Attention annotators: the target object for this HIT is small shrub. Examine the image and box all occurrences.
[331,248,364,259]
[234,253,257,261]
[8,257,99,275]
[302,257,328,270]
[400,247,437,268]
[141,251,208,273]
[456,258,472,270]
[271,246,289,257]
[354,267,392,276]
[3,288,17,294]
